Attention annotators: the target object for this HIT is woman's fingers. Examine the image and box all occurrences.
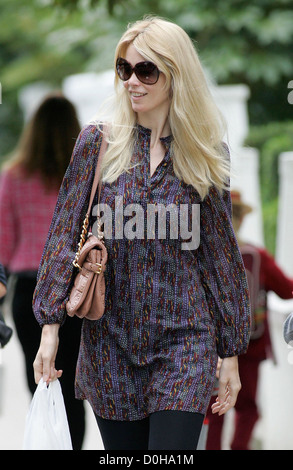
[33,324,62,384]
[211,387,230,415]
[211,356,242,416]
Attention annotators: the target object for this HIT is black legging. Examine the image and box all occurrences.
[12,275,85,450]
[95,410,204,450]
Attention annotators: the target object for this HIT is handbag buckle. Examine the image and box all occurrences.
[73,260,82,270]
[95,263,102,274]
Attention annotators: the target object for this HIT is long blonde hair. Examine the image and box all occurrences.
[99,16,229,199]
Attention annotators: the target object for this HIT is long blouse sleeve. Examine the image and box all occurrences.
[197,185,251,358]
[33,124,103,326]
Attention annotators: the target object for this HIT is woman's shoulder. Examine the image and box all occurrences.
[68,122,106,175]
[78,122,104,144]
[0,162,26,185]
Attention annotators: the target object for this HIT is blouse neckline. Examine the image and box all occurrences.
[136,123,173,145]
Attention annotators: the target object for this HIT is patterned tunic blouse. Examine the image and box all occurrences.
[33,124,251,421]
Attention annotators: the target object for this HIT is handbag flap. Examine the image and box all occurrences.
[77,235,107,266]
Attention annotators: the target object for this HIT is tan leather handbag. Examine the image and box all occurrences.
[66,132,108,321]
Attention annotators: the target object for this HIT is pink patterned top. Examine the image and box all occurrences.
[0,165,58,273]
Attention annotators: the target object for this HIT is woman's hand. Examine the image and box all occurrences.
[33,324,63,385]
[211,356,241,416]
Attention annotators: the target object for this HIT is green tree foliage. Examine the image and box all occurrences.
[1,0,292,145]
[1,0,292,101]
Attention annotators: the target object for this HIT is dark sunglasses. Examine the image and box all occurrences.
[116,58,160,85]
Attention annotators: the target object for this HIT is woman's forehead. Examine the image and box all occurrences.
[124,43,146,65]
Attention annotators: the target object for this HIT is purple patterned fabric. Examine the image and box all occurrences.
[33,124,251,420]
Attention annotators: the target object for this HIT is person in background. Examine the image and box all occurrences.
[0,93,86,449]
[206,190,293,450]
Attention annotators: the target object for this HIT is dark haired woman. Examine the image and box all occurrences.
[0,93,85,449]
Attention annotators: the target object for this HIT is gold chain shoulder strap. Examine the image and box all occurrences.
[73,127,108,270]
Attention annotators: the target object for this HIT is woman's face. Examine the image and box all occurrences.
[123,44,170,119]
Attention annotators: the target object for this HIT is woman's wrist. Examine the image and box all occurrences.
[42,323,60,337]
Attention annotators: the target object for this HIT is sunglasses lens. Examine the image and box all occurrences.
[116,58,160,84]
[136,62,159,84]
[116,59,132,81]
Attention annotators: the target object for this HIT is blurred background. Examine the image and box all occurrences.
[0,0,293,450]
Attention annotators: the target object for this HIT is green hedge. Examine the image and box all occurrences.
[245,121,293,254]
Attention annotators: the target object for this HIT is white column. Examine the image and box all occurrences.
[260,152,293,450]
[212,84,250,151]
[230,146,264,246]
[212,84,264,246]
[62,71,115,125]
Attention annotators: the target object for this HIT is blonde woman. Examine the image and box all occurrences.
[33,17,251,450]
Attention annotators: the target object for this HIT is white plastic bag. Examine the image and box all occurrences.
[23,378,72,450]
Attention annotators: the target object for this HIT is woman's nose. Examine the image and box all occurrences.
[125,71,140,87]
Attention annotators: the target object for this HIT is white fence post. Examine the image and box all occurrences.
[260,152,293,450]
